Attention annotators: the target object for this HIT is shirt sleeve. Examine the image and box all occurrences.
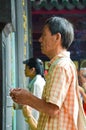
[46,65,72,108]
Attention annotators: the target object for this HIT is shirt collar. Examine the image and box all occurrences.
[48,51,70,68]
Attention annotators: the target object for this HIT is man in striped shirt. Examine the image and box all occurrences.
[10,16,79,130]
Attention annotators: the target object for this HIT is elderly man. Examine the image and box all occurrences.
[10,16,79,130]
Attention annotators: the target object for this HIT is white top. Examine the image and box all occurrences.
[28,75,45,121]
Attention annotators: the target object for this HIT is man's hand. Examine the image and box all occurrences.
[10,88,30,105]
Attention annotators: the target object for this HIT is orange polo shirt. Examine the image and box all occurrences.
[37,51,79,130]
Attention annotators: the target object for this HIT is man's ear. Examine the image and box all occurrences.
[54,33,61,46]
[56,33,61,41]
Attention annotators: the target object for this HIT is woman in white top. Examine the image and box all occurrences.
[22,58,45,125]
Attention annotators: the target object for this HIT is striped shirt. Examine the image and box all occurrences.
[37,51,79,130]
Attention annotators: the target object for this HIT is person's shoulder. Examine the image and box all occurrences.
[55,57,71,69]
[34,75,45,84]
